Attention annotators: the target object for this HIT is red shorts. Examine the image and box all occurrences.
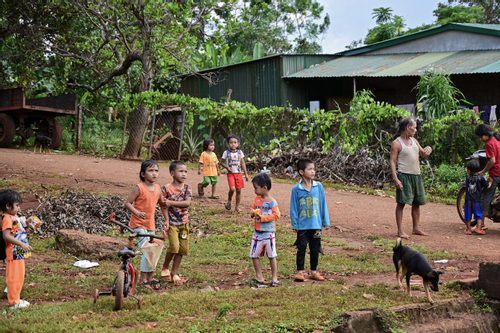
[227,173,245,189]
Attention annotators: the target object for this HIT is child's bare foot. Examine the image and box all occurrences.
[397,232,411,239]
[412,229,428,236]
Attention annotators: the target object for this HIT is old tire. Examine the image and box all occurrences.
[114,270,125,311]
[0,114,16,148]
[51,118,62,149]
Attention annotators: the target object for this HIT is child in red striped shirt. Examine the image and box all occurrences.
[249,173,281,287]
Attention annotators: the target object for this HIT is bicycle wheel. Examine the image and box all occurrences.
[456,188,477,226]
[114,270,125,311]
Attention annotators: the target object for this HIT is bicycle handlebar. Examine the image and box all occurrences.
[109,213,166,241]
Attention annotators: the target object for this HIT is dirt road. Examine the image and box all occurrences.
[1,147,498,264]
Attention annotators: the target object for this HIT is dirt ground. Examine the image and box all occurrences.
[0,147,498,290]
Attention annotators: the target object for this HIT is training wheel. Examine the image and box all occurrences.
[93,289,99,303]
[138,296,143,309]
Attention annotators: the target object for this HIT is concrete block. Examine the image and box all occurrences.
[478,262,500,300]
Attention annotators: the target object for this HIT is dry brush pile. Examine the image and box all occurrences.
[246,148,391,188]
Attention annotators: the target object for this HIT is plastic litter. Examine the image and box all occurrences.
[73,260,99,268]
[434,259,448,263]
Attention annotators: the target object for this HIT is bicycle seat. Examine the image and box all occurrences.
[117,246,136,258]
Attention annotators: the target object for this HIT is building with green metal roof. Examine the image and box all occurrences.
[179,23,500,113]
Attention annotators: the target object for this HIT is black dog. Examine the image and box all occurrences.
[393,238,443,303]
[33,132,52,154]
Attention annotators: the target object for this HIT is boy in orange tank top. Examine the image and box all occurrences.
[125,160,168,290]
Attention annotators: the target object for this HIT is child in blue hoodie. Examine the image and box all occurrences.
[290,159,330,282]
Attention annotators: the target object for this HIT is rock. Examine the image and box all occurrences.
[478,262,500,300]
[55,229,128,260]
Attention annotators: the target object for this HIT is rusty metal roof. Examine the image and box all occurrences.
[284,50,500,78]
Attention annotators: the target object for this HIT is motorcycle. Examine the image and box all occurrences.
[456,149,500,226]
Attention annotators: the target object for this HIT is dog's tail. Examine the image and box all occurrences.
[393,237,402,251]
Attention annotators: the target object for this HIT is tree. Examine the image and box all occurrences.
[364,8,405,45]
[5,1,247,158]
[449,0,500,23]
[372,7,393,24]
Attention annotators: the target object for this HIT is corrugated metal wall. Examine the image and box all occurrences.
[180,55,338,109]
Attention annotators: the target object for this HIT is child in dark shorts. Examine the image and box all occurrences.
[464,159,491,235]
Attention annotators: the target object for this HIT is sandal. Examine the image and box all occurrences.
[309,272,325,281]
[235,208,243,213]
[294,272,305,282]
[198,183,204,196]
[251,278,265,284]
[172,274,183,286]
[150,279,162,290]
[224,202,231,211]
[140,281,153,290]
[474,229,486,235]
[464,230,472,235]
[271,281,280,287]
[161,269,171,282]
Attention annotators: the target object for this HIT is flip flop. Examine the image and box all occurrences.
[198,183,204,196]
[235,208,243,213]
[464,230,472,235]
[224,202,231,210]
[208,196,220,199]
[271,281,280,287]
[294,272,305,282]
[474,229,486,235]
[251,278,265,284]
[140,281,153,290]
[150,279,162,290]
[161,269,171,282]
[172,274,183,286]
[309,273,325,281]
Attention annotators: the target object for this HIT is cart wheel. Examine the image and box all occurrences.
[93,289,99,304]
[0,114,15,148]
[114,270,125,311]
[138,296,143,310]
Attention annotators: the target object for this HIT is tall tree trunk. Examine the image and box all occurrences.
[122,70,153,159]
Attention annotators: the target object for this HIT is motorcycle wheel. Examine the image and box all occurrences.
[456,187,477,227]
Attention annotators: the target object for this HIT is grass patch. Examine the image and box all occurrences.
[0,179,66,197]
[47,173,68,179]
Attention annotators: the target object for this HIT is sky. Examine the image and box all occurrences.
[317,0,444,53]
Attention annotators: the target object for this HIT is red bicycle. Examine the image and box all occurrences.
[93,213,166,310]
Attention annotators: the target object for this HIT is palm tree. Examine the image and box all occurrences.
[372,7,394,24]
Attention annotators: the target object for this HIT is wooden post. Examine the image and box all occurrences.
[120,112,128,157]
[76,105,82,150]
[452,121,458,165]
[177,105,187,160]
[148,106,157,160]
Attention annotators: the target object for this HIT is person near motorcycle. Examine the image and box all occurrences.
[463,159,491,235]
[390,117,432,239]
[475,123,500,231]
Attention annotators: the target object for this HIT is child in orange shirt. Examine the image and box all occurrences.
[249,173,281,286]
[197,138,220,198]
[0,189,33,309]
[125,160,169,290]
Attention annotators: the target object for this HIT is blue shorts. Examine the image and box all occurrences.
[464,201,483,221]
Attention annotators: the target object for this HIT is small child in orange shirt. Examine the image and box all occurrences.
[197,138,220,199]
[125,160,169,290]
[249,173,281,286]
[0,189,33,309]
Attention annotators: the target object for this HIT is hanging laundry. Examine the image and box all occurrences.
[483,106,491,122]
[491,105,498,127]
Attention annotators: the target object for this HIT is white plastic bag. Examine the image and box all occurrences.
[140,240,164,269]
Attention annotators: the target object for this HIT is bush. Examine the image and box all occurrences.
[421,163,466,198]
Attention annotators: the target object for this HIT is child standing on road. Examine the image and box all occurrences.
[290,159,330,282]
[0,189,33,309]
[160,161,192,286]
[197,138,220,199]
[124,160,168,290]
[221,134,249,213]
[249,173,281,286]
[464,159,491,235]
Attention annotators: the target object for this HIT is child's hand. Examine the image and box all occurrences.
[26,216,34,225]
[227,166,232,172]
[163,221,170,231]
[245,175,250,182]
[250,210,255,218]
[198,170,201,175]
[293,229,297,234]
[324,226,330,231]
[21,243,32,252]
[137,211,146,219]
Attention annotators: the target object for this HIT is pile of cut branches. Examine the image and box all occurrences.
[246,148,391,188]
